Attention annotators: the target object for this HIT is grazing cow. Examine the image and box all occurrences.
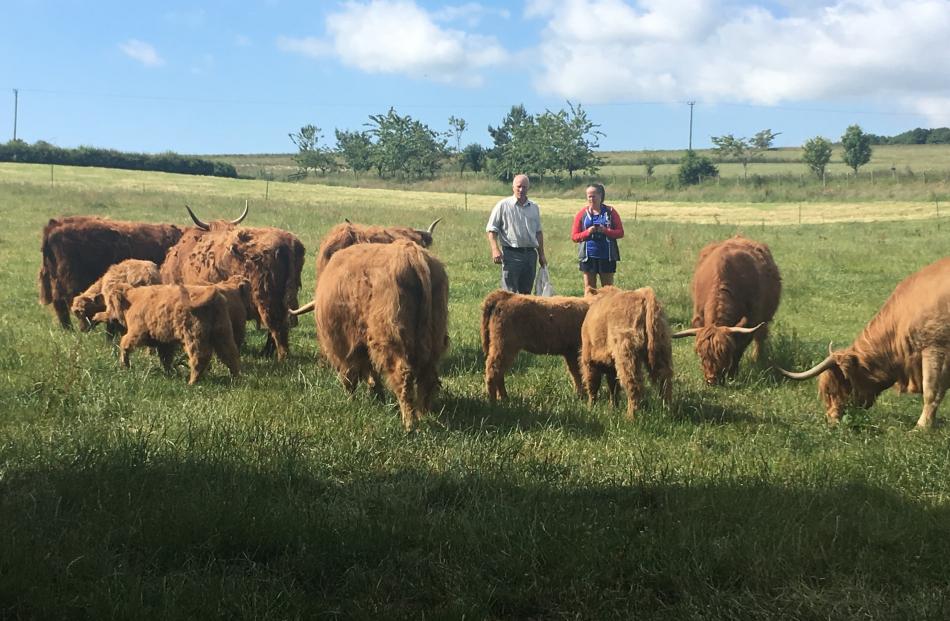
[99,283,241,384]
[480,289,594,402]
[315,240,449,431]
[71,259,162,333]
[672,236,781,384]
[39,216,182,329]
[290,218,442,316]
[581,286,674,420]
[160,203,305,361]
[780,257,950,429]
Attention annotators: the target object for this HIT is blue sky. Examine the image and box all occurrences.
[3,0,949,154]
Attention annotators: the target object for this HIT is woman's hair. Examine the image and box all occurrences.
[587,183,606,202]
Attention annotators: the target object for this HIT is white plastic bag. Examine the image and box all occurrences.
[534,265,555,297]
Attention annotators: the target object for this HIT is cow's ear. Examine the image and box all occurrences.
[735,316,749,328]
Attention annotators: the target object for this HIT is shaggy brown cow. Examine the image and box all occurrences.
[160,203,305,361]
[481,289,594,402]
[672,236,781,384]
[581,286,674,420]
[780,257,950,429]
[315,240,449,431]
[205,276,254,348]
[100,283,241,384]
[39,216,182,329]
[290,218,441,316]
[70,259,162,332]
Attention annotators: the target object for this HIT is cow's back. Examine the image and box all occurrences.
[691,236,781,327]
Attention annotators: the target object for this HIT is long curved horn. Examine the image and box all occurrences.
[671,328,700,339]
[289,301,315,316]
[185,205,210,231]
[426,218,442,234]
[778,353,837,381]
[230,200,249,225]
[725,321,766,334]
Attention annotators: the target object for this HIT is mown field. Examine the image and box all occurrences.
[1,162,949,619]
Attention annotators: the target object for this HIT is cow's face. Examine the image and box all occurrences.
[695,326,736,385]
[817,351,878,422]
[71,294,105,332]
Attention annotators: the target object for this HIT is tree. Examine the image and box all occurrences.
[487,104,533,181]
[841,124,872,174]
[801,136,833,179]
[711,128,780,179]
[559,102,604,179]
[643,156,660,178]
[677,150,718,185]
[461,143,486,174]
[289,124,335,174]
[365,108,447,179]
[448,115,467,176]
[334,129,374,178]
[711,134,751,178]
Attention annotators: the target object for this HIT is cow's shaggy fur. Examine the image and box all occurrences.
[101,283,241,384]
[315,240,449,431]
[70,259,161,333]
[784,257,950,429]
[39,216,182,329]
[683,235,781,384]
[480,289,594,402]
[315,221,436,275]
[161,216,305,361]
[581,286,673,420]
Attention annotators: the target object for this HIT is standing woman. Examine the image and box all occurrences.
[571,183,624,289]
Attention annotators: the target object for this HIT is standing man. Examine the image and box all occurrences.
[486,174,547,293]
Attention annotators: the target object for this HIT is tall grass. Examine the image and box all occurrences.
[1,164,949,619]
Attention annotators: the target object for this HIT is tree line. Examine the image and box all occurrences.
[290,103,603,183]
[0,140,237,178]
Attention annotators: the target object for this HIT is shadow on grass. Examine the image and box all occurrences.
[669,386,764,426]
[3,447,949,619]
[435,393,605,437]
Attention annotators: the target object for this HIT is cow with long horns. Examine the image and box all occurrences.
[160,202,305,361]
[780,257,950,430]
[314,240,449,431]
[672,236,781,384]
[39,216,182,329]
[290,218,441,316]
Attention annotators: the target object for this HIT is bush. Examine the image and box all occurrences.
[677,151,718,185]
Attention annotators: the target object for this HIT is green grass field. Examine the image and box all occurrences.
[1,162,949,619]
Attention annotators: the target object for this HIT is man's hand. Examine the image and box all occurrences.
[538,251,547,267]
[492,250,503,264]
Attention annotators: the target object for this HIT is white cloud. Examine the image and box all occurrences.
[118,39,165,67]
[278,0,507,86]
[527,0,950,123]
[433,3,511,27]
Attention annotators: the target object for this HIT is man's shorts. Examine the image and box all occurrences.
[579,258,617,274]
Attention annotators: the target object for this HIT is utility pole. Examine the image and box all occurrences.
[687,101,695,151]
[12,89,18,141]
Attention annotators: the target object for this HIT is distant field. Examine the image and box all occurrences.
[202,143,950,204]
[1,163,949,619]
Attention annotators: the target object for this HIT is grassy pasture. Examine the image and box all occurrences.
[1,163,949,619]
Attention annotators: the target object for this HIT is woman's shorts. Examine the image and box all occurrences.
[579,258,617,274]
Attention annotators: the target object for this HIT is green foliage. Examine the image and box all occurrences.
[802,136,833,179]
[677,150,719,185]
[366,108,448,179]
[870,127,950,145]
[461,143,486,174]
[0,139,236,177]
[841,124,873,174]
[288,125,336,175]
[487,102,603,182]
[712,129,780,178]
[334,129,373,178]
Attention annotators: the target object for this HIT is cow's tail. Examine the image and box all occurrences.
[480,289,513,354]
[405,244,435,361]
[643,287,671,372]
